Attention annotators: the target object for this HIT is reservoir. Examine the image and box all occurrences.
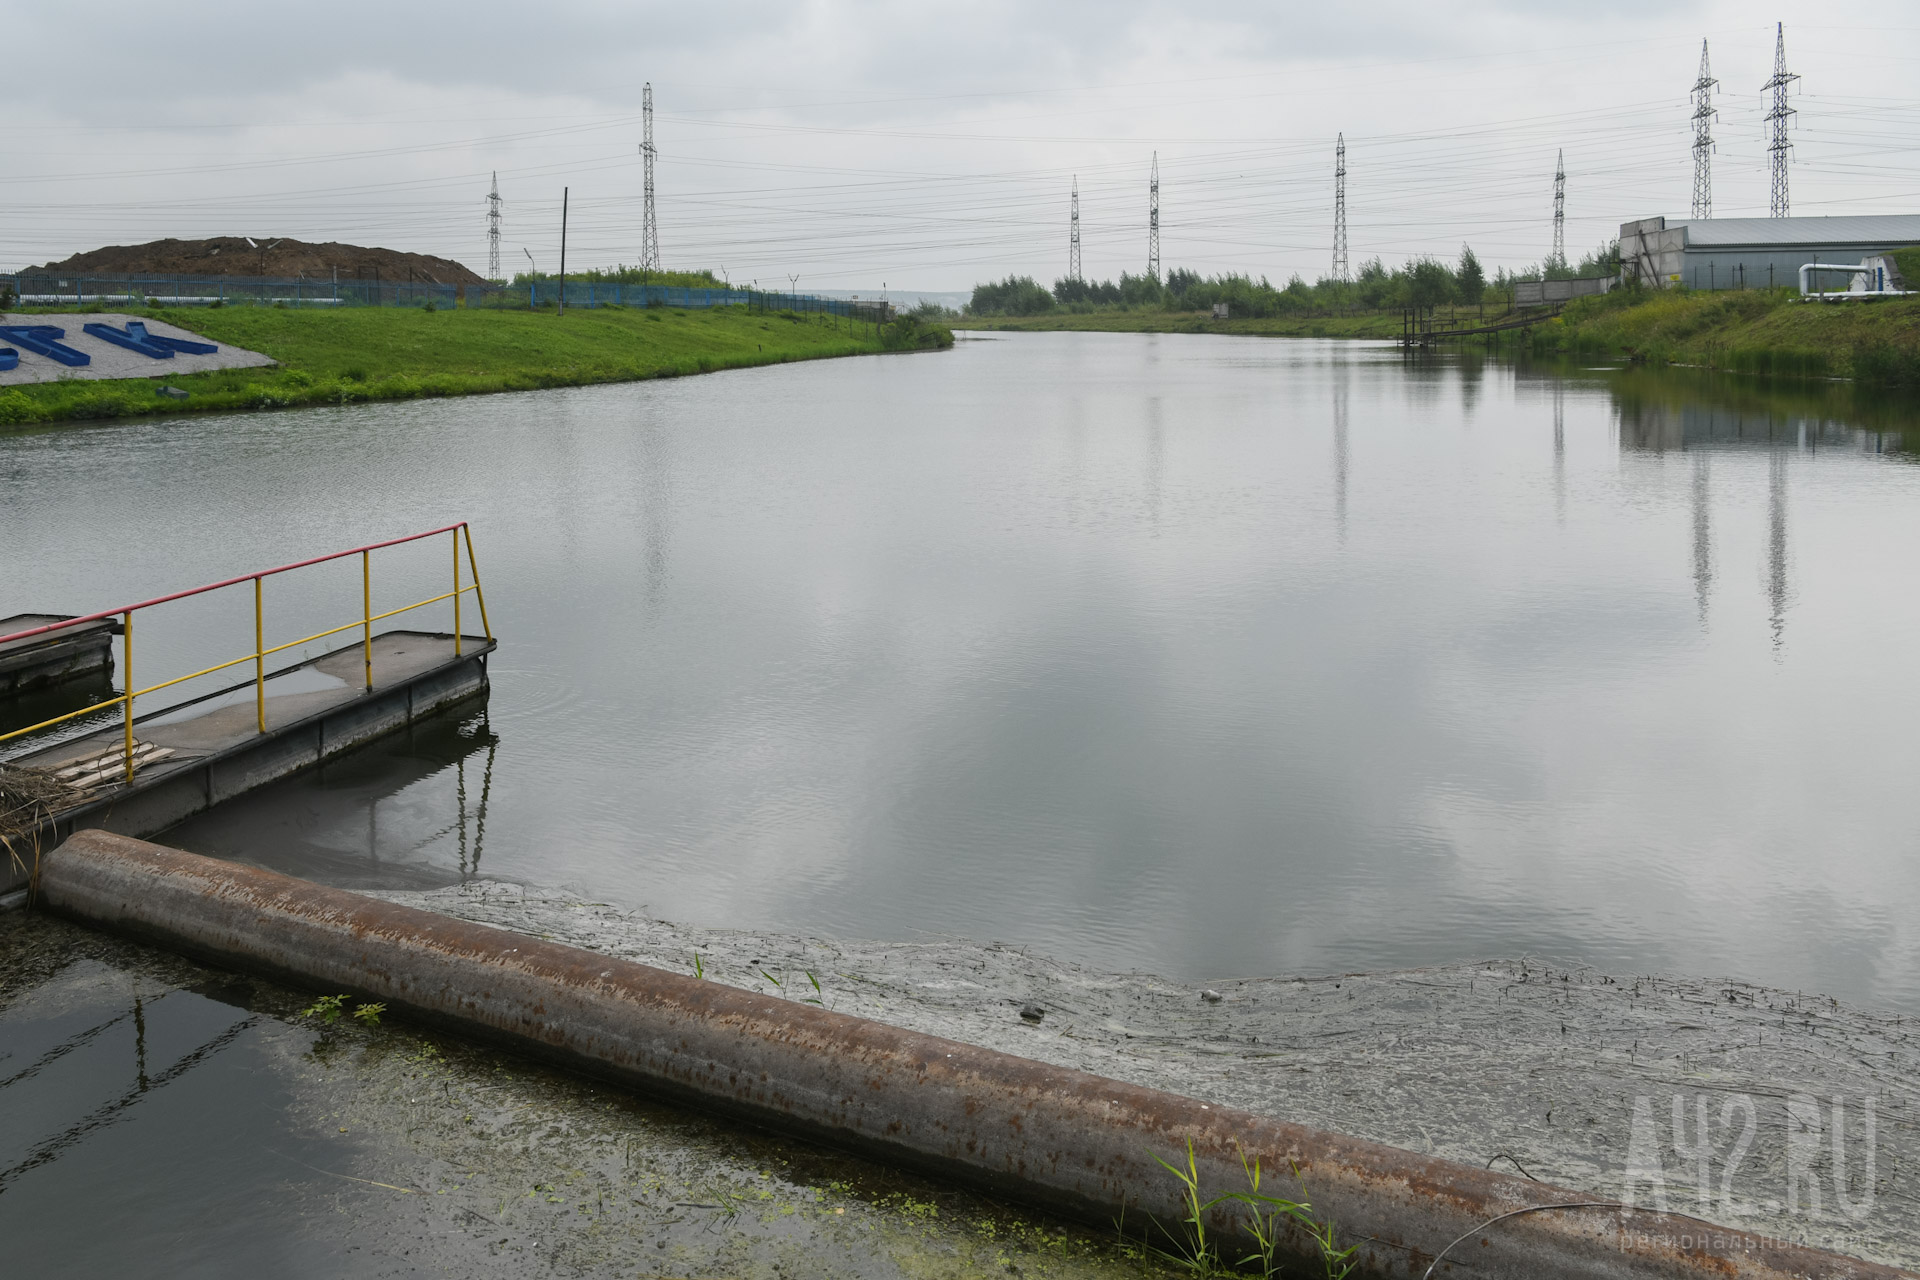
[6,331,1920,1011]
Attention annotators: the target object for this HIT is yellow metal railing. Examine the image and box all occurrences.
[0,523,491,784]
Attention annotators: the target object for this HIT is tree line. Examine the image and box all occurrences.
[968,242,1620,317]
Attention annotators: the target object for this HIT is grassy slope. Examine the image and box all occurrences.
[958,310,1405,338]
[1539,284,1920,383]
[0,304,947,428]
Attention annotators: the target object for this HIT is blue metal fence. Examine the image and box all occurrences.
[2,272,895,322]
[469,281,890,321]
[4,272,457,309]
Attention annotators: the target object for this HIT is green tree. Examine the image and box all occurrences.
[968,275,1054,316]
[1406,257,1457,310]
[1456,246,1485,304]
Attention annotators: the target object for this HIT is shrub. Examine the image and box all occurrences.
[1853,342,1920,387]
[968,275,1054,316]
[0,390,33,425]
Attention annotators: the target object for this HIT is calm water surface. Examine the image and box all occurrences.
[7,332,1920,1009]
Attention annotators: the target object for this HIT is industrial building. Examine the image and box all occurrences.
[1620,214,1920,290]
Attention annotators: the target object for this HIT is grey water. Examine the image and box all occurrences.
[7,332,1920,1011]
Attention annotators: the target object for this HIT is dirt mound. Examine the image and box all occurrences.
[29,237,484,286]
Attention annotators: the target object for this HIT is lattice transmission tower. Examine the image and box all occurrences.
[1762,23,1798,218]
[1332,133,1348,282]
[641,83,661,270]
[1551,149,1566,269]
[1689,41,1718,220]
[1147,152,1160,282]
[487,171,502,282]
[1069,176,1082,280]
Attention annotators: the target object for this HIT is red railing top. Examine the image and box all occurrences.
[0,522,469,647]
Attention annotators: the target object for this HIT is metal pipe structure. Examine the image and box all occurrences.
[35,831,1906,1280]
[1799,262,1913,300]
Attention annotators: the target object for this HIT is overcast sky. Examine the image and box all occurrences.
[6,1,1918,290]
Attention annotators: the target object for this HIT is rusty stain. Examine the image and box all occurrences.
[36,830,1916,1280]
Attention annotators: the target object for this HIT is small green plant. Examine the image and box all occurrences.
[301,994,349,1023]
[300,993,386,1028]
[1144,1140,1355,1279]
[692,952,705,979]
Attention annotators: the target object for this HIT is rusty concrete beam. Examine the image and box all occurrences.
[36,830,1911,1280]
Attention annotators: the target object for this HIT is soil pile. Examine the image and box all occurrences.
[28,237,484,285]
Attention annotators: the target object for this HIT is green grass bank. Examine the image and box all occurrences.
[964,282,1920,389]
[0,303,952,428]
[1533,279,1920,386]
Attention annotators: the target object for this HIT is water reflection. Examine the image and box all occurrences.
[0,940,356,1275]
[158,699,498,889]
[7,335,1920,1013]
[1332,360,1349,537]
[0,670,116,744]
[1691,452,1712,624]
[1769,449,1790,649]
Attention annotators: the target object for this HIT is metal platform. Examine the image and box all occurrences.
[3,629,492,894]
[0,613,119,696]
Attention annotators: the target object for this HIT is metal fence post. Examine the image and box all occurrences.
[463,525,492,640]
[452,530,463,656]
[254,577,266,733]
[363,550,373,690]
[122,611,135,782]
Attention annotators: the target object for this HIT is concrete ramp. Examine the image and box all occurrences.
[0,312,273,385]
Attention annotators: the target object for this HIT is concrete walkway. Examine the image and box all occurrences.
[0,313,273,386]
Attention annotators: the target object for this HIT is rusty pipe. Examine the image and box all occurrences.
[37,831,1908,1280]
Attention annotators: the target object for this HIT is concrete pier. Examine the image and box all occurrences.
[1,629,491,894]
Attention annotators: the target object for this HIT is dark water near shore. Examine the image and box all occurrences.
[7,332,1920,1010]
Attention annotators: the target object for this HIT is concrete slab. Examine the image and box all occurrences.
[0,312,274,386]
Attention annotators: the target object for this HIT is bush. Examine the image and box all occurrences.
[969,275,1053,316]
[880,315,955,352]
[0,390,33,425]
[1853,342,1920,387]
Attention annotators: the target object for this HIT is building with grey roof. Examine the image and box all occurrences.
[1620,215,1920,290]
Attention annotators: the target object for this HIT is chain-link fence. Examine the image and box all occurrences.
[4,273,457,309]
[468,281,891,322]
[3,273,895,322]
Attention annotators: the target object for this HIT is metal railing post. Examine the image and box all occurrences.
[122,611,135,782]
[363,550,373,690]
[463,525,492,640]
[452,530,463,656]
[254,576,266,733]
